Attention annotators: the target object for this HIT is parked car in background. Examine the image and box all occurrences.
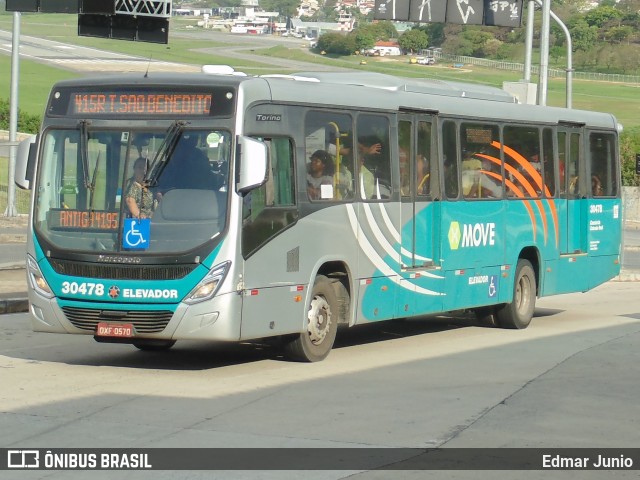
[417,57,435,65]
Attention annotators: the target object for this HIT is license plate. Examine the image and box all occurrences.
[96,322,134,338]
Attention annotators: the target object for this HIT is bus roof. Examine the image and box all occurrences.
[48,71,619,130]
[287,71,518,103]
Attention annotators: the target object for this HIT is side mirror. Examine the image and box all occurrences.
[237,135,268,194]
[15,135,37,190]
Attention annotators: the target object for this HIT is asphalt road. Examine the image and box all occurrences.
[1,281,639,478]
[0,27,339,76]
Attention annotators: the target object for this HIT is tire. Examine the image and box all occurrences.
[474,306,497,327]
[495,259,536,329]
[284,275,338,362]
[133,340,176,351]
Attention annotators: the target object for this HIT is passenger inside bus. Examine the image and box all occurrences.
[524,153,543,196]
[461,151,501,199]
[461,154,482,198]
[328,140,354,199]
[356,136,384,199]
[125,157,154,219]
[592,174,604,196]
[307,149,335,200]
[416,154,430,195]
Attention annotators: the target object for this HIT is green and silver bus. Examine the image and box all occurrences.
[15,68,622,361]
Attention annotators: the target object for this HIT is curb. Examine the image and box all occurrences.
[0,293,29,314]
[615,272,640,282]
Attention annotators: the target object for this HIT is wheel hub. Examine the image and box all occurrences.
[307,295,332,345]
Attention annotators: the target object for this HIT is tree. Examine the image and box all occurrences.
[354,30,375,52]
[606,26,633,44]
[0,98,41,134]
[620,127,640,186]
[569,19,598,52]
[612,45,640,74]
[259,0,300,18]
[422,23,445,47]
[355,21,397,42]
[617,0,640,16]
[460,29,494,57]
[443,35,475,57]
[483,38,503,57]
[596,44,616,71]
[317,32,356,56]
[398,29,428,54]
[550,45,565,63]
[351,21,398,46]
[213,0,242,7]
[583,5,622,28]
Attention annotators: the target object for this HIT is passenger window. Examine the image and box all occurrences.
[589,132,617,197]
[416,121,432,197]
[568,133,581,197]
[460,123,501,200]
[242,138,297,257]
[503,126,543,198]
[542,128,556,197]
[442,121,459,199]
[304,111,354,201]
[399,120,411,197]
[356,114,391,200]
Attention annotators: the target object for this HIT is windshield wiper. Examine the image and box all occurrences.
[88,150,102,211]
[78,120,92,189]
[145,120,188,187]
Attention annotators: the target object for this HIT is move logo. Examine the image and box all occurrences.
[448,221,496,250]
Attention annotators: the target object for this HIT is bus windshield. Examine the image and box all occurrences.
[33,127,230,254]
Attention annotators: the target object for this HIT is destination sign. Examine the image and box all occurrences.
[48,209,119,231]
[47,87,236,118]
[72,93,212,116]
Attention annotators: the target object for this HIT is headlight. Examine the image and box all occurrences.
[27,254,54,299]
[184,261,231,305]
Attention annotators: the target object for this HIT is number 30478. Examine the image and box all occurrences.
[61,281,104,296]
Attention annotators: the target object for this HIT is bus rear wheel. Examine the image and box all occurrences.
[496,259,536,329]
[284,275,338,362]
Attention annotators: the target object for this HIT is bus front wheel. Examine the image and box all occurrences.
[284,275,338,362]
[496,259,536,329]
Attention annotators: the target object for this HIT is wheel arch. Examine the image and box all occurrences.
[517,246,541,296]
[316,260,353,326]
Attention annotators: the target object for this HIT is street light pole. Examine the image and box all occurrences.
[4,12,20,217]
[523,0,535,83]
[537,0,551,105]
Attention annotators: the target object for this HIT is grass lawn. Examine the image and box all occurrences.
[0,156,31,214]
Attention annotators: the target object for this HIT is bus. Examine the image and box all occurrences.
[15,68,622,362]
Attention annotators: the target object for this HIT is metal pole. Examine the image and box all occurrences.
[550,9,573,108]
[4,12,20,217]
[537,0,551,105]
[532,0,573,108]
[523,1,535,83]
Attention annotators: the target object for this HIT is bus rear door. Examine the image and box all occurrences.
[396,114,443,317]
[556,125,589,293]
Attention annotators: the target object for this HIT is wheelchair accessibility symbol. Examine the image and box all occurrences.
[123,218,150,250]
[488,275,498,298]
